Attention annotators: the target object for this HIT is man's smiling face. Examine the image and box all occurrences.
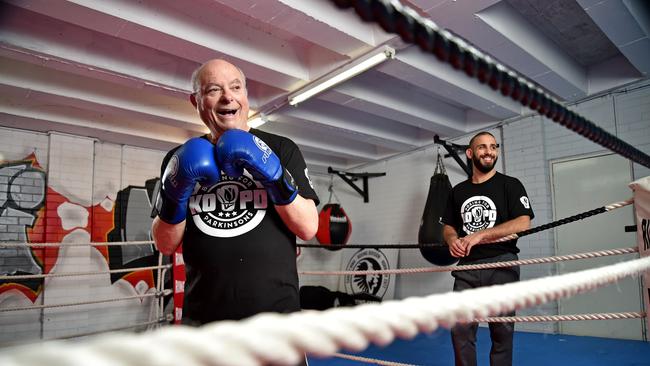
[191,59,250,139]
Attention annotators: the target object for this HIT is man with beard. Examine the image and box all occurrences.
[442,131,534,366]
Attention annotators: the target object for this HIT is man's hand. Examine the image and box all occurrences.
[459,231,486,256]
[448,237,467,258]
[216,129,297,205]
[158,137,221,224]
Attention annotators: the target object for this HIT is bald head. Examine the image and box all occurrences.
[191,59,247,94]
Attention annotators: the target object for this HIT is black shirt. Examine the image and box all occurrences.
[160,128,319,323]
[442,172,534,262]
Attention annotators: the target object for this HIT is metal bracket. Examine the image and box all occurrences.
[434,135,472,178]
[327,167,386,203]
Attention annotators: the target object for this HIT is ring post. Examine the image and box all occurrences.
[630,176,650,341]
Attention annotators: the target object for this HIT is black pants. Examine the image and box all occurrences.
[450,252,520,366]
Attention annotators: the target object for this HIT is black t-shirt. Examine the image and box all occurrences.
[160,129,319,323]
[442,172,534,262]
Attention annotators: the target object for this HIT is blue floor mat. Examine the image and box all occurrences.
[307,328,650,365]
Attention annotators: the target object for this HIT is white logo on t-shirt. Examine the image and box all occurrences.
[460,196,497,234]
[520,196,530,209]
[190,173,267,237]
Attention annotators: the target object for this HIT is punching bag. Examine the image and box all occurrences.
[418,154,458,266]
[316,203,352,250]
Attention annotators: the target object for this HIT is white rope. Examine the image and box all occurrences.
[0,290,172,313]
[332,352,417,365]
[300,246,638,276]
[0,264,172,281]
[474,311,646,323]
[0,240,154,247]
[1,255,648,366]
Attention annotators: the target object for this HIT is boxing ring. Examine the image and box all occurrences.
[1,0,650,365]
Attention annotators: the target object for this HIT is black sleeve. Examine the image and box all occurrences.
[160,148,177,178]
[152,147,180,218]
[280,138,320,206]
[506,177,535,220]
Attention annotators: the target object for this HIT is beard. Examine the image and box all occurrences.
[472,154,498,173]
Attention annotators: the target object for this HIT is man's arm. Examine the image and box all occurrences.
[152,217,185,255]
[216,130,319,240]
[462,215,531,255]
[275,195,318,241]
[443,224,466,258]
[151,137,220,256]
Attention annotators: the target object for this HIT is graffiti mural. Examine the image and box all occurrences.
[0,154,46,299]
[105,178,163,288]
[0,153,164,302]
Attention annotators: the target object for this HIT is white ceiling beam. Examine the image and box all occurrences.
[579,0,650,78]
[317,90,464,137]
[327,69,469,132]
[269,113,415,152]
[214,0,370,57]
[0,113,180,152]
[0,97,196,147]
[280,100,423,148]
[5,0,305,89]
[476,1,588,100]
[0,57,203,131]
[276,0,394,48]
[391,47,522,119]
[0,4,193,93]
[259,123,382,162]
[587,55,644,93]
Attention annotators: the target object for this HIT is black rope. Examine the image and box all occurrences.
[515,207,607,238]
[300,205,610,249]
[331,0,650,169]
[298,243,446,249]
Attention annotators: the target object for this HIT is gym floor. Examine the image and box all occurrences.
[308,327,650,365]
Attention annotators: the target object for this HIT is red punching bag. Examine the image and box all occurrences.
[316,203,352,250]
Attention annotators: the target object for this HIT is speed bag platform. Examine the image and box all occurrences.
[418,173,458,266]
[316,203,352,250]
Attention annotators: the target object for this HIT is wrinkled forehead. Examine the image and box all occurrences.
[198,61,244,86]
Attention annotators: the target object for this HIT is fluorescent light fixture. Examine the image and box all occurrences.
[248,114,266,128]
[288,46,395,106]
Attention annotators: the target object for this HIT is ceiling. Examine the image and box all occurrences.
[0,0,648,174]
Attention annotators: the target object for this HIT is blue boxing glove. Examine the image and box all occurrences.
[216,129,297,205]
[157,137,221,224]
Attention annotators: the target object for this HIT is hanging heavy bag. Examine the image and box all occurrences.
[418,153,458,266]
[316,203,352,250]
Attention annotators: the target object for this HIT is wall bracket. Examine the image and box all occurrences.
[327,167,386,203]
[434,135,472,178]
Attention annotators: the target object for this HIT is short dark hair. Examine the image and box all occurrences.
[468,131,496,148]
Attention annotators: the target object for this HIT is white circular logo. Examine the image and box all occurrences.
[253,136,273,163]
[191,173,267,237]
[344,249,390,301]
[460,195,497,233]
